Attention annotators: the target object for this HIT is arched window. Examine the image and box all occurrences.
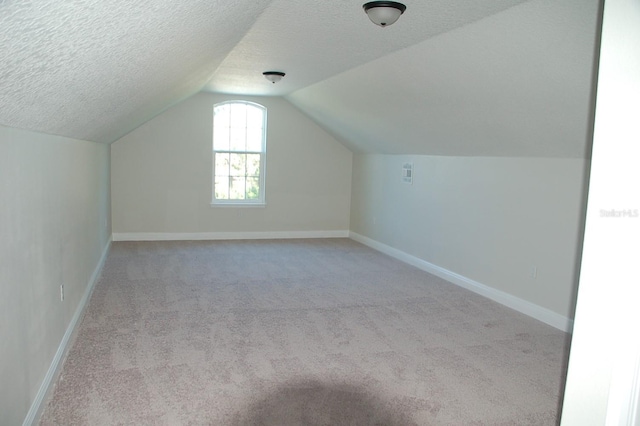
[212,101,266,205]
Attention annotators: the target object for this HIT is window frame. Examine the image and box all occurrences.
[211,100,267,206]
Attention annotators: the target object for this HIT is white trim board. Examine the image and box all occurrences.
[112,230,349,241]
[349,232,573,333]
[22,238,112,426]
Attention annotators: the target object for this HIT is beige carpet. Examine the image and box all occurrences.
[40,239,570,425]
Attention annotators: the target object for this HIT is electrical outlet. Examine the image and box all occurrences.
[531,267,537,279]
[60,284,64,301]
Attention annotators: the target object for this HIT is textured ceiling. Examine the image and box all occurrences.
[0,0,270,143]
[0,0,601,158]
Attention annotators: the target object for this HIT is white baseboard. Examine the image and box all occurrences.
[112,230,350,241]
[22,238,112,426]
[349,232,573,333]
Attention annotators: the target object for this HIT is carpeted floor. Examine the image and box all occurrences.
[40,238,570,425]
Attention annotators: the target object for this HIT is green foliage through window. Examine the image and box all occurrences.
[212,101,266,204]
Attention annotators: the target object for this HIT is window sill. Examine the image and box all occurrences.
[210,202,266,208]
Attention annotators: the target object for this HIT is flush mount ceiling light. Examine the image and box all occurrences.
[363,1,406,27]
[263,71,285,84]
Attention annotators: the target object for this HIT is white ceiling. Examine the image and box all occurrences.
[0,0,601,157]
[203,0,529,96]
[287,0,601,157]
[0,0,271,143]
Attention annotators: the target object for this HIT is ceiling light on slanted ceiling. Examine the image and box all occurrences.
[263,71,286,84]
[363,1,407,27]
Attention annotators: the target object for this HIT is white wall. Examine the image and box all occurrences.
[350,154,588,323]
[111,93,352,237]
[561,0,640,423]
[0,126,111,425]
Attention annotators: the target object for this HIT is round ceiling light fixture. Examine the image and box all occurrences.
[263,71,286,84]
[363,1,406,27]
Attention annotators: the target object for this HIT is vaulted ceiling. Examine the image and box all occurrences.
[0,0,601,157]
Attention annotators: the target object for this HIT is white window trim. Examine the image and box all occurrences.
[211,101,267,207]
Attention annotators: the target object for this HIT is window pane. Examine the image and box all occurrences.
[229,153,246,177]
[247,154,260,177]
[246,177,260,199]
[229,104,247,128]
[214,176,229,200]
[246,127,263,152]
[214,153,230,177]
[230,126,246,151]
[246,105,263,127]
[214,104,230,127]
[230,177,246,199]
[213,125,230,151]
[213,104,230,151]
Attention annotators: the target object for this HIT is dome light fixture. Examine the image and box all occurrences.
[263,71,286,84]
[363,1,406,27]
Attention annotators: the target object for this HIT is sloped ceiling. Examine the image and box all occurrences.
[287,0,601,158]
[203,0,530,96]
[0,0,601,157]
[0,0,271,143]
